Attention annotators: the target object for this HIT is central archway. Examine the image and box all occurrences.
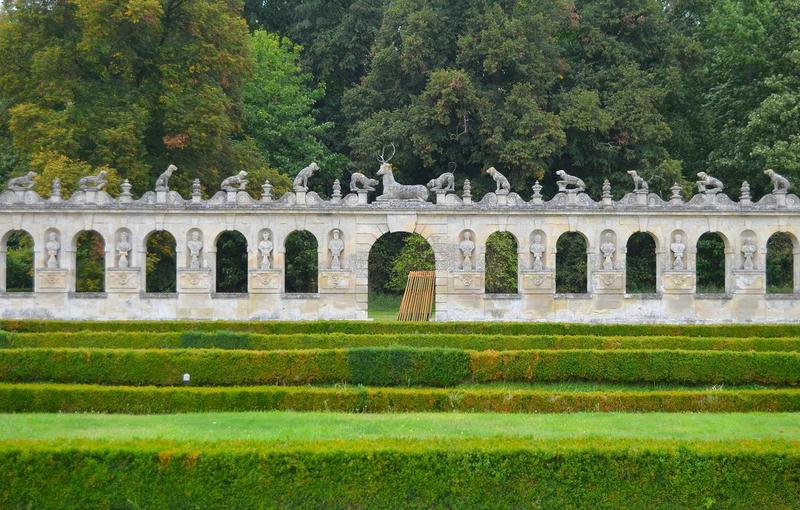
[367,232,435,320]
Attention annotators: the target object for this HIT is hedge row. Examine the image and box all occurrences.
[1,438,797,509]
[4,319,800,337]
[5,330,800,352]
[2,383,799,414]
[1,347,798,386]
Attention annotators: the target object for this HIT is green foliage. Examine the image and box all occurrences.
[285,230,318,293]
[243,31,347,191]
[696,233,726,293]
[625,233,657,293]
[0,438,797,509]
[215,231,248,293]
[766,233,794,293]
[386,233,435,292]
[0,0,251,195]
[74,231,105,293]
[485,232,518,294]
[556,233,587,293]
[145,232,176,293]
[1,347,798,386]
[4,230,33,292]
[1,383,799,414]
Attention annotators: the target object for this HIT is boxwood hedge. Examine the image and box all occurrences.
[1,383,798,414]
[0,438,797,509]
[3,319,800,337]
[4,330,800,352]
[0,347,797,386]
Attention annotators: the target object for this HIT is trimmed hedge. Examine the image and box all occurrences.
[4,319,800,337]
[1,347,798,386]
[4,330,800,352]
[0,438,797,509]
[1,383,799,414]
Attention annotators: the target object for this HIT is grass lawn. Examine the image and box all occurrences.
[367,293,402,321]
[1,411,798,442]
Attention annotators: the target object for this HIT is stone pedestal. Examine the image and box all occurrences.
[592,270,624,294]
[435,190,449,205]
[520,270,555,294]
[106,268,140,293]
[294,188,307,205]
[775,191,787,208]
[356,190,369,205]
[225,190,238,203]
[733,270,766,294]
[177,269,211,294]
[155,190,168,204]
[36,269,68,293]
[249,270,282,294]
[451,271,483,293]
[83,190,98,204]
[565,189,580,206]
[662,271,695,294]
[319,270,354,294]
[635,190,648,206]
[496,189,509,207]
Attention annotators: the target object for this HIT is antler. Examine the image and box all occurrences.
[378,143,396,164]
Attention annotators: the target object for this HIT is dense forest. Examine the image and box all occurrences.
[0,0,798,296]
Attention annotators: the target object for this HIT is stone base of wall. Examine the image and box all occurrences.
[2,292,797,322]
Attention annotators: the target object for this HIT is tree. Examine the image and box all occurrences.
[0,0,251,196]
[243,31,346,193]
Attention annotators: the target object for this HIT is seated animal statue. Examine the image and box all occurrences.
[696,172,724,194]
[155,164,177,191]
[764,169,790,193]
[374,144,428,201]
[221,171,248,192]
[427,172,455,192]
[627,170,649,192]
[350,172,379,192]
[6,171,37,191]
[486,167,510,193]
[293,162,320,191]
[78,170,108,191]
[555,170,585,192]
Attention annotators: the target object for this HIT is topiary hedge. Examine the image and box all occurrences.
[0,438,797,509]
[3,330,800,351]
[3,319,800,337]
[1,383,799,414]
[0,347,798,386]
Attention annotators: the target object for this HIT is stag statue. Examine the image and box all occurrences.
[375,144,428,202]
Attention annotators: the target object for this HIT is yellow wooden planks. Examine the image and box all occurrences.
[396,271,435,321]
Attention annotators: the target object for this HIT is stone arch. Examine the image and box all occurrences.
[766,231,798,294]
[144,230,177,293]
[367,230,435,318]
[485,231,518,294]
[215,230,248,293]
[556,231,589,293]
[2,229,34,292]
[73,230,106,293]
[696,231,729,294]
[625,232,657,293]
[529,230,547,270]
[285,230,318,293]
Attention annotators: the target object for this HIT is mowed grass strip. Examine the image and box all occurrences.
[0,411,798,441]
[6,330,800,352]
[1,347,798,386]
[2,383,800,414]
[4,319,800,337]
[2,437,797,510]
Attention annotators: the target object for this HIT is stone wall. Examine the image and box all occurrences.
[1,182,799,323]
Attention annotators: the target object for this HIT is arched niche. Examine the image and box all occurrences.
[457,229,476,271]
[327,229,345,270]
[529,230,547,270]
[114,228,133,268]
[598,229,618,271]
